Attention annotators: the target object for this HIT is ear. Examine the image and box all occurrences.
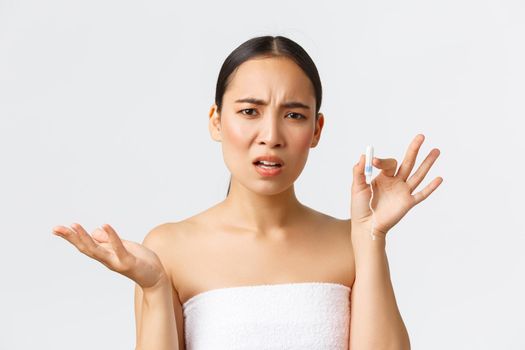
[310,112,324,147]
[208,104,222,142]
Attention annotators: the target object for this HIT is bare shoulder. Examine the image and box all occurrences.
[141,222,174,246]
[302,205,352,236]
[301,207,355,285]
[318,212,352,249]
[301,206,353,254]
[142,217,212,277]
[136,222,187,350]
[321,212,351,231]
[335,217,352,237]
[140,221,190,283]
[141,222,185,258]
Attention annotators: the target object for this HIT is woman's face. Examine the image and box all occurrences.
[209,56,324,195]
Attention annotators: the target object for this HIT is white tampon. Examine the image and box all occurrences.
[365,145,374,184]
[365,145,377,240]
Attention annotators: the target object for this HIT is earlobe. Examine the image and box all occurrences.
[311,112,324,147]
[208,104,222,142]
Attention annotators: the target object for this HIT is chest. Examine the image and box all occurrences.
[171,221,355,305]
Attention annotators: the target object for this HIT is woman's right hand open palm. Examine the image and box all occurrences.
[52,223,167,290]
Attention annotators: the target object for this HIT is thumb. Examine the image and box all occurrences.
[92,227,109,243]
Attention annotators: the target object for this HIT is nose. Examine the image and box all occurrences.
[257,111,284,147]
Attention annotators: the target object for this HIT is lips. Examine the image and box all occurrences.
[252,155,285,166]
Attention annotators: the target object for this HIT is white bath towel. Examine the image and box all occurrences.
[182,281,351,350]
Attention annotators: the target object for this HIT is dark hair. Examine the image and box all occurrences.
[214,35,323,197]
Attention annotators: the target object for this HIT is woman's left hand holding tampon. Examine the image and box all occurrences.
[350,134,443,240]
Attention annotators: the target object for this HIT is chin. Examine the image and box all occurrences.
[235,178,290,196]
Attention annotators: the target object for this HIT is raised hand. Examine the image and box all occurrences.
[52,223,167,290]
[351,134,443,239]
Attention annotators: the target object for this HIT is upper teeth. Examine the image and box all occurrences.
[258,160,279,165]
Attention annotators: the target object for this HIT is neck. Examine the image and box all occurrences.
[219,178,307,239]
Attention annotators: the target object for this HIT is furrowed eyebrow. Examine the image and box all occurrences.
[234,97,311,110]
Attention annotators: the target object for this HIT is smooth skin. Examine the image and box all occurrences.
[52,54,442,350]
[51,224,167,290]
[52,55,328,350]
[51,224,178,350]
[348,133,442,349]
[351,133,443,239]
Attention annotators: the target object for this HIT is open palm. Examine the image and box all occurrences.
[351,134,443,238]
[52,223,167,290]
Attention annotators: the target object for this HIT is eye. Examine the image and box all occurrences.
[286,112,306,120]
[239,108,257,116]
[238,109,306,120]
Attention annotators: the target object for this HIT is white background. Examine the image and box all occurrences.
[1,0,524,348]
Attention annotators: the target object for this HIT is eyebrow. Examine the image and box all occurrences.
[234,97,311,110]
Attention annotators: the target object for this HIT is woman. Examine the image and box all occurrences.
[53,35,442,350]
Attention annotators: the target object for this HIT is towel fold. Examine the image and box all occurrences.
[182,282,351,350]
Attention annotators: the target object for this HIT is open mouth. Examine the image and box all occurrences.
[253,161,282,169]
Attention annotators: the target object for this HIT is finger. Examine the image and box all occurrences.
[100,224,129,261]
[373,157,397,177]
[53,225,85,250]
[352,154,367,187]
[71,223,111,261]
[412,176,444,205]
[92,226,109,243]
[406,148,441,192]
[395,134,425,181]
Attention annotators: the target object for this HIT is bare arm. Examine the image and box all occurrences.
[347,134,442,349]
[134,227,183,350]
[135,277,179,350]
[349,227,411,350]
